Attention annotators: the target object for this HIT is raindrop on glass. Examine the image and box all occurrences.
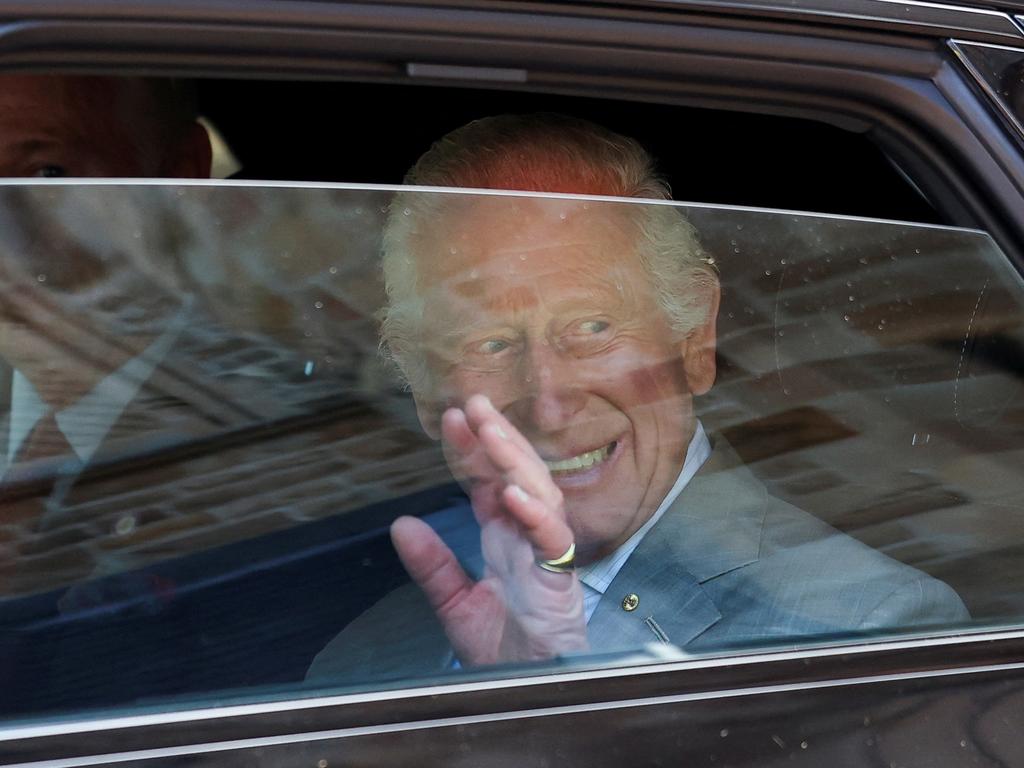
[114,515,136,536]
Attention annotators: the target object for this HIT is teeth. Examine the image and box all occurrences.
[544,443,614,474]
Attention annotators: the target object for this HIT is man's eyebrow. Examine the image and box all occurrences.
[433,320,510,347]
[0,138,65,159]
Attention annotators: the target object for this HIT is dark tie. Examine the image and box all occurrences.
[13,413,75,467]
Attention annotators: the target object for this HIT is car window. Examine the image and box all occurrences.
[953,41,1024,145]
[0,181,1021,723]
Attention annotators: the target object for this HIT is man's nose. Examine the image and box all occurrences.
[507,340,587,433]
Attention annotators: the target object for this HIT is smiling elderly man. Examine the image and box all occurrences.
[309,114,968,679]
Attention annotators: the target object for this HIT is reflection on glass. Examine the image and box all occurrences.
[0,184,1021,722]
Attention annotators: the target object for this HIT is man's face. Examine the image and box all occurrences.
[414,197,716,563]
[0,76,169,177]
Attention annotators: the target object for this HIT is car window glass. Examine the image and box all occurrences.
[952,42,1024,145]
[0,183,1021,723]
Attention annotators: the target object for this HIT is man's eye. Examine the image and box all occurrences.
[579,320,610,334]
[477,339,510,355]
[34,165,68,178]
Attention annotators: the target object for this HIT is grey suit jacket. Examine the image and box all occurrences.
[307,439,969,683]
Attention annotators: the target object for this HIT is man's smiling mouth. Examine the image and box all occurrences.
[543,441,617,475]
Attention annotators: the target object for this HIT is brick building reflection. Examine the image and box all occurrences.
[0,185,448,601]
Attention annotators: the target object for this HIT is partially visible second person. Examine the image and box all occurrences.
[0,74,211,179]
[0,75,212,480]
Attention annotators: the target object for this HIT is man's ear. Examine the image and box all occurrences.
[165,121,213,179]
[680,280,720,396]
[413,391,443,440]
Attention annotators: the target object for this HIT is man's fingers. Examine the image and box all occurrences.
[502,484,574,562]
[478,419,560,507]
[464,394,537,457]
[440,407,476,456]
[450,395,573,560]
[391,516,475,617]
[441,406,505,487]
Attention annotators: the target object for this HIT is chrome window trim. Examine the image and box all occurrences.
[4,643,1024,767]
[0,177,992,231]
[0,624,1020,740]
[6,661,1024,768]
[631,0,1023,39]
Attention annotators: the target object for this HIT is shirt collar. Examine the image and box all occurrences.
[577,420,712,599]
[4,308,188,467]
[7,370,47,463]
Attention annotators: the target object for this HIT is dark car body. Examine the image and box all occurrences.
[1,1,1024,766]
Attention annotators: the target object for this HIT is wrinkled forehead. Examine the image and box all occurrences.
[0,76,161,153]
[0,76,110,123]
[410,195,646,290]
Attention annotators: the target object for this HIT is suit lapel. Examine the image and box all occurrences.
[587,535,721,650]
[588,438,768,651]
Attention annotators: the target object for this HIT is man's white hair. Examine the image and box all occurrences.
[380,113,718,391]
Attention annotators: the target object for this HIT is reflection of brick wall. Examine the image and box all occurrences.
[693,212,1024,617]
[1,402,447,598]
[0,186,436,600]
